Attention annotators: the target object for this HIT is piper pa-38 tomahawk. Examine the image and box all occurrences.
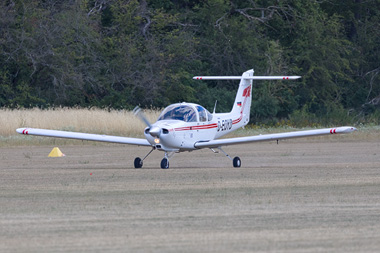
[17,69,356,169]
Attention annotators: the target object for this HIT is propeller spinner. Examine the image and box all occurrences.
[133,106,161,138]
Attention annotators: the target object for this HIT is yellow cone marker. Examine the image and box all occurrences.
[48,147,65,157]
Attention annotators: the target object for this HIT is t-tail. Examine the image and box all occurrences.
[193,68,301,129]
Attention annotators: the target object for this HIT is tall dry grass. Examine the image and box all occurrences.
[1,107,160,138]
[1,107,378,146]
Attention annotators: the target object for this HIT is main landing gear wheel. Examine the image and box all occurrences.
[134,157,143,168]
[233,157,241,168]
[160,158,169,169]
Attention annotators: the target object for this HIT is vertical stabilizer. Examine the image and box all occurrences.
[192,69,300,129]
[231,69,254,127]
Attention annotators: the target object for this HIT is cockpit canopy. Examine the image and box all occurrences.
[158,103,213,122]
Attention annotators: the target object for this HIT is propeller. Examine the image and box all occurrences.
[133,106,161,137]
[133,106,152,128]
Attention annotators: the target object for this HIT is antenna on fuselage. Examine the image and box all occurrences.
[213,100,218,114]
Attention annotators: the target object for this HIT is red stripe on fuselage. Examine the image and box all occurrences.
[174,123,218,132]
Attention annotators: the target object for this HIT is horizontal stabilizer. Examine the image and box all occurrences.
[193,76,301,80]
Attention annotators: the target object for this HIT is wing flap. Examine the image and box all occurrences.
[194,127,356,148]
[17,128,151,146]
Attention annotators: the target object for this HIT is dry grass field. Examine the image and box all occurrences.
[0,107,160,145]
[1,108,380,251]
[1,107,379,146]
[1,136,380,252]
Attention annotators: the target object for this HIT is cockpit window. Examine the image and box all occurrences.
[207,111,213,121]
[196,106,207,122]
[196,105,213,121]
[158,105,197,122]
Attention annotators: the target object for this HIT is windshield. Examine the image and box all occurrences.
[158,105,197,122]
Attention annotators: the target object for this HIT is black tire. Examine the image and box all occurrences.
[134,157,143,168]
[233,157,241,168]
[160,158,169,169]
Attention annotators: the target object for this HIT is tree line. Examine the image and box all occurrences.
[1,0,379,125]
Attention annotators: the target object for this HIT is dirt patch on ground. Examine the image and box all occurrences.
[1,138,380,252]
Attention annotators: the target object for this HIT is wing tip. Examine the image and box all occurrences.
[338,126,357,133]
[16,128,27,134]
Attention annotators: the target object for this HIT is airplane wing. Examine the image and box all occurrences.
[16,128,151,146]
[194,126,356,149]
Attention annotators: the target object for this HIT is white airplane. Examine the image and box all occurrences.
[17,69,356,169]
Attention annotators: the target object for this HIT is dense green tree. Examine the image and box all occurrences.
[0,0,379,124]
[287,1,354,116]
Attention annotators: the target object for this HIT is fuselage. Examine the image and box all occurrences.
[144,102,250,152]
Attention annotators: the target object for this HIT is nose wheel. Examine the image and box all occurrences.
[160,152,174,169]
[160,158,169,169]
